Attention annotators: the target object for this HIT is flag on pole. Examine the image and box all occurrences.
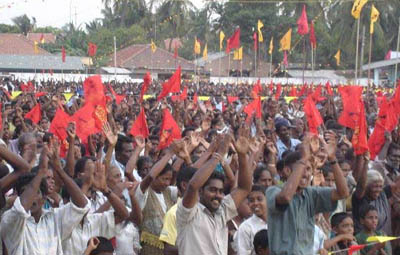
[253,32,258,50]
[334,49,341,66]
[203,44,208,60]
[220,31,225,50]
[283,51,289,67]
[39,33,45,44]
[269,37,274,55]
[351,0,368,19]
[297,5,309,35]
[34,41,39,54]
[226,28,241,53]
[280,28,292,51]
[88,42,97,57]
[194,38,201,55]
[151,40,157,53]
[174,45,178,58]
[310,21,317,49]
[370,5,380,34]
[233,47,243,60]
[366,236,398,243]
[61,46,66,63]
[257,20,264,42]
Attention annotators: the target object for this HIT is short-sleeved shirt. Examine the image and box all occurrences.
[0,197,90,255]
[266,185,337,255]
[159,201,179,246]
[352,186,392,235]
[276,138,301,160]
[176,194,238,255]
[356,230,392,255]
[234,214,268,255]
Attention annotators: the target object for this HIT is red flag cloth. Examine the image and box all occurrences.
[71,103,100,142]
[348,244,366,255]
[179,86,188,101]
[352,100,369,155]
[275,83,282,100]
[174,46,178,59]
[34,92,47,98]
[62,46,66,63]
[311,85,325,102]
[380,97,399,131]
[83,75,106,106]
[289,86,297,97]
[309,21,317,49]
[269,81,273,94]
[107,84,125,105]
[252,79,262,98]
[227,96,239,104]
[140,72,152,103]
[93,104,108,130]
[88,42,97,57]
[158,109,182,150]
[244,97,262,122]
[297,5,309,35]
[39,33,44,42]
[157,66,181,101]
[193,93,198,105]
[253,32,258,50]
[226,28,241,53]
[385,50,391,60]
[368,124,386,160]
[325,81,333,96]
[25,104,41,124]
[21,81,35,92]
[49,107,71,142]
[283,51,288,67]
[391,84,400,116]
[130,108,149,138]
[303,96,323,134]
[298,84,307,97]
[338,86,363,129]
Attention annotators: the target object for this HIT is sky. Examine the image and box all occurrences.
[0,0,206,29]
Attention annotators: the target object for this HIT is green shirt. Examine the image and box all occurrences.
[266,186,337,255]
[355,230,392,255]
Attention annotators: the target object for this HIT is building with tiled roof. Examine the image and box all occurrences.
[109,44,194,79]
[27,33,57,44]
[0,33,50,55]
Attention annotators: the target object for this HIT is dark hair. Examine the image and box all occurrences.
[203,171,225,188]
[250,184,266,194]
[331,212,351,227]
[253,229,268,252]
[359,204,378,219]
[182,126,196,137]
[321,163,333,178]
[61,178,83,201]
[115,135,133,153]
[388,142,400,156]
[253,165,268,183]
[137,156,152,171]
[88,237,114,255]
[158,163,173,177]
[0,164,10,179]
[277,151,302,172]
[42,132,54,143]
[74,156,96,178]
[176,166,197,193]
[15,173,47,196]
[325,120,343,131]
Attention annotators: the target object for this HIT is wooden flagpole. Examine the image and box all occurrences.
[368,32,373,85]
[355,18,361,84]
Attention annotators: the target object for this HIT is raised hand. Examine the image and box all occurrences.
[102,122,117,147]
[134,136,145,149]
[217,134,232,157]
[66,122,76,142]
[323,130,337,160]
[92,161,108,192]
[171,139,191,162]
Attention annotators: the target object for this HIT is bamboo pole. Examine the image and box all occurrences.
[368,32,373,85]
[355,18,361,84]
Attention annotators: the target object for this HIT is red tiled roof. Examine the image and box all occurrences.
[27,33,56,44]
[163,38,182,49]
[0,33,50,55]
[110,44,194,71]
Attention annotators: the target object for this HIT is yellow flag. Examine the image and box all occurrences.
[257,20,264,42]
[194,38,201,55]
[269,37,274,55]
[150,40,156,53]
[366,236,398,243]
[233,47,243,60]
[284,96,297,104]
[280,29,292,51]
[334,49,341,66]
[11,91,22,100]
[198,96,210,101]
[220,31,225,50]
[203,44,208,60]
[351,0,368,19]
[63,93,74,102]
[34,41,39,54]
[370,5,379,34]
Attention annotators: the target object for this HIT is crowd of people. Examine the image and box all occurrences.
[0,76,399,255]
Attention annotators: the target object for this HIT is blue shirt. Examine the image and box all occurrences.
[276,138,301,160]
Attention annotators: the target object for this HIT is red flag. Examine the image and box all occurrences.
[253,32,258,50]
[71,103,100,142]
[130,108,149,138]
[311,85,325,102]
[368,125,386,160]
[157,66,181,101]
[193,93,198,104]
[348,244,365,255]
[252,79,262,98]
[93,104,108,130]
[20,81,34,92]
[283,51,288,67]
[179,86,188,101]
[62,46,66,63]
[34,92,47,98]
[269,81,273,94]
[275,83,282,100]
[310,21,317,49]
[352,100,368,155]
[391,84,400,116]
[380,97,399,131]
[303,96,323,134]
[174,46,178,59]
[49,107,71,141]
[227,96,239,104]
[338,86,363,129]
[297,5,309,35]
[226,28,241,53]
[289,86,297,97]
[244,97,262,122]
[140,72,152,103]
[325,81,333,96]
[39,33,44,43]
[107,84,125,105]
[158,109,182,149]
[83,75,105,106]
[88,42,97,57]
[25,104,42,124]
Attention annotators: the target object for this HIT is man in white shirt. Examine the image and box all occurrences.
[0,145,90,255]
[275,118,301,160]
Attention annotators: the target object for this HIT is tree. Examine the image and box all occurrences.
[12,14,33,35]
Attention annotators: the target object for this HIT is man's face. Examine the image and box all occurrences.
[298,161,312,189]
[277,126,291,142]
[255,170,273,189]
[248,191,267,219]
[117,142,133,165]
[361,210,378,232]
[200,179,224,213]
[107,166,122,189]
[387,149,400,169]
[46,170,56,194]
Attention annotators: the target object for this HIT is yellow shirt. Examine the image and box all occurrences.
[159,199,179,246]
